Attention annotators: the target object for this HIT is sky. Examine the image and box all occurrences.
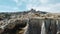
[0,0,60,13]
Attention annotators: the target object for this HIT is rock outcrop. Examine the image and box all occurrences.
[0,9,60,34]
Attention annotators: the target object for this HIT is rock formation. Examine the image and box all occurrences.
[0,9,60,34]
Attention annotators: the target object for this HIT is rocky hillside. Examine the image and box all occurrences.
[0,9,60,34]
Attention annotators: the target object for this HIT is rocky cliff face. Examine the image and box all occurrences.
[0,9,60,34]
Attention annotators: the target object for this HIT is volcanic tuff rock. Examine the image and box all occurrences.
[0,9,60,34]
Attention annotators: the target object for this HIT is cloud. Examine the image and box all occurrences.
[13,0,19,3]
[25,0,60,13]
[26,4,50,12]
[8,0,60,13]
[1,0,59,13]
[26,2,60,13]
[12,0,25,7]
[49,3,60,13]
[39,0,49,4]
